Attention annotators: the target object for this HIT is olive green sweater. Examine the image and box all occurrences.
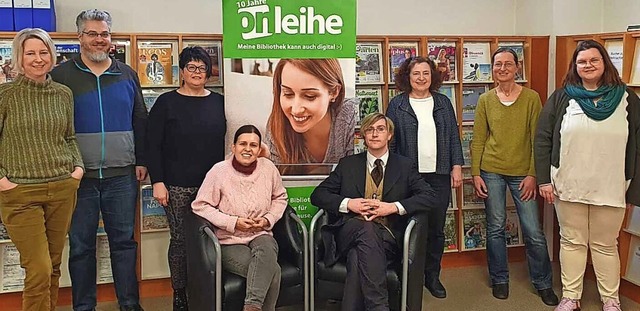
[471,87,541,177]
[0,74,83,183]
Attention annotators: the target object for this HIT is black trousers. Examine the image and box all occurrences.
[336,218,397,311]
[420,173,452,282]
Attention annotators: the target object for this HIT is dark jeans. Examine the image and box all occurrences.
[420,173,451,282]
[68,172,140,310]
[480,171,553,289]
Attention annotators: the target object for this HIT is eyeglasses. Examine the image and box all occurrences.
[82,31,111,39]
[185,64,208,73]
[364,126,387,135]
[576,57,602,68]
[493,62,515,69]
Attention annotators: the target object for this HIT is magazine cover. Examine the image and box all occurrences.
[439,85,457,117]
[463,179,484,208]
[0,43,13,84]
[389,87,401,100]
[55,44,79,66]
[142,88,173,112]
[460,125,473,166]
[356,42,382,84]
[604,40,624,78]
[109,43,128,64]
[498,42,526,81]
[137,43,173,86]
[462,42,491,82]
[506,207,522,246]
[444,211,458,251]
[354,130,365,154]
[0,218,9,242]
[140,185,169,232]
[355,87,382,126]
[2,244,25,292]
[389,42,418,83]
[97,236,113,283]
[185,41,223,85]
[462,85,488,122]
[463,209,487,250]
[428,42,457,82]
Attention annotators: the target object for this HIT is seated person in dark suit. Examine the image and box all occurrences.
[310,112,438,311]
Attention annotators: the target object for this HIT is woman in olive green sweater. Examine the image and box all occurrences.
[0,28,84,310]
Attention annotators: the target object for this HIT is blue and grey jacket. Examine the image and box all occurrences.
[50,56,147,178]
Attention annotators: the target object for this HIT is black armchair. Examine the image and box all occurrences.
[309,209,428,311]
[185,205,309,311]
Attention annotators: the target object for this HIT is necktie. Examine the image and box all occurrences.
[371,159,383,187]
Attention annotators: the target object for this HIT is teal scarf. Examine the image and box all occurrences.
[564,84,626,121]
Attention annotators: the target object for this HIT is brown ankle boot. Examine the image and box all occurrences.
[242,305,261,311]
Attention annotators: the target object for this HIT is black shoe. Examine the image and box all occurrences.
[538,288,559,306]
[173,288,189,311]
[425,278,447,298]
[492,283,509,299]
[120,305,144,311]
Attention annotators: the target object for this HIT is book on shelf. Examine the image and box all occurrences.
[460,125,473,166]
[355,87,382,126]
[625,236,640,285]
[498,42,526,81]
[462,209,487,250]
[356,42,383,84]
[506,207,522,246]
[444,211,458,251]
[54,43,80,66]
[388,42,418,83]
[462,85,489,122]
[354,130,366,154]
[140,185,169,232]
[428,42,457,82]
[627,205,640,235]
[439,85,457,118]
[0,43,14,84]
[184,41,222,85]
[137,43,174,87]
[462,42,492,82]
[604,40,624,78]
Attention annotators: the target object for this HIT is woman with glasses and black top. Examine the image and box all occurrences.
[536,40,640,311]
[145,46,226,310]
[385,56,464,299]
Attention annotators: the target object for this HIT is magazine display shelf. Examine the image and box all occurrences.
[0,32,548,310]
[555,31,640,304]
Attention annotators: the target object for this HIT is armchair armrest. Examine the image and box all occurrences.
[185,210,222,311]
[402,212,428,311]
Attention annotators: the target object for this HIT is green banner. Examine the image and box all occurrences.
[223,0,356,58]
[285,186,319,227]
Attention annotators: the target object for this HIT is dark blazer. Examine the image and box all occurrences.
[310,152,437,265]
[386,92,464,174]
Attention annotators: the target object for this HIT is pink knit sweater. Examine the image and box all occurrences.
[191,157,288,245]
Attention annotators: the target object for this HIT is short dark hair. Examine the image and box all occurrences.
[233,125,262,144]
[179,46,212,79]
[562,39,624,88]
[491,47,518,64]
[394,56,442,93]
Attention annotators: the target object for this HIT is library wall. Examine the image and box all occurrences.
[603,0,640,33]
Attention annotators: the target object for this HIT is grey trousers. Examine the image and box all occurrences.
[221,234,281,310]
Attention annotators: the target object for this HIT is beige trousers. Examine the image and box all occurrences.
[555,199,626,303]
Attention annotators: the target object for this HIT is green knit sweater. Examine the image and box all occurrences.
[470,87,541,177]
[0,74,84,183]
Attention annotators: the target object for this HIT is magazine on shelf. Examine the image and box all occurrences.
[142,88,174,112]
[354,130,365,154]
[498,42,526,81]
[356,42,383,84]
[97,236,113,283]
[460,125,473,166]
[140,185,169,232]
[389,87,401,100]
[463,179,484,209]
[462,85,489,122]
[0,43,14,84]
[54,44,80,66]
[428,42,457,82]
[184,41,223,85]
[631,40,640,85]
[506,207,522,246]
[2,244,25,292]
[462,42,491,82]
[355,87,382,126]
[109,43,128,64]
[462,209,487,250]
[444,211,458,251]
[388,42,418,83]
[625,236,640,284]
[604,40,624,78]
[439,85,457,117]
[627,205,640,235]
[137,43,174,87]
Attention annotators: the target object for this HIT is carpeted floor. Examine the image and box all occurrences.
[56,262,640,311]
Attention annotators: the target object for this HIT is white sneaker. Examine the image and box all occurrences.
[555,297,580,311]
[603,300,622,311]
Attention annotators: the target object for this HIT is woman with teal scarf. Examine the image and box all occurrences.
[535,40,640,311]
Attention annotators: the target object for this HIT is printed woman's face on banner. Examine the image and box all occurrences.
[279,62,336,134]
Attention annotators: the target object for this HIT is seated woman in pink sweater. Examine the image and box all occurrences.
[192,125,288,311]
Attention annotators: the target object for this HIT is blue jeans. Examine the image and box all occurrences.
[480,171,553,290]
[68,172,140,310]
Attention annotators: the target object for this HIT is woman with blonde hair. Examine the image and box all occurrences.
[264,58,356,173]
[0,28,84,310]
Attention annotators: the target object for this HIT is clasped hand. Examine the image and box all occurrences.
[348,198,398,221]
[235,217,270,232]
